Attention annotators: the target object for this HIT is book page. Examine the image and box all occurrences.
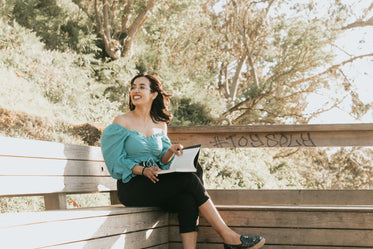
[158,145,201,174]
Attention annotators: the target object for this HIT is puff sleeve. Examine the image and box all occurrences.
[100,124,137,183]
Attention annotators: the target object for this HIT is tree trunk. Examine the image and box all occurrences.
[72,0,154,60]
[229,55,247,100]
[122,0,155,57]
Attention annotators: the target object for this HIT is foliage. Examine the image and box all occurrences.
[0,16,119,125]
[200,146,372,190]
[143,0,220,80]
[0,196,44,213]
[5,0,370,125]
[0,194,111,213]
[9,0,97,53]
[70,0,160,59]
[199,0,372,125]
[202,147,312,189]
[170,97,214,126]
[295,147,373,189]
[66,193,111,209]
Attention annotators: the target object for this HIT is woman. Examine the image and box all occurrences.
[100,73,265,249]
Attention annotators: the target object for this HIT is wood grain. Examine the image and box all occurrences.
[207,189,373,205]
[0,137,103,160]
[168,124,373,147]
[0,175,116,196]
[0,206,168,248]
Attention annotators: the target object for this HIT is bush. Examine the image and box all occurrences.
[201,148,306,189]
[0,17,120,125]
[170,97,214,126]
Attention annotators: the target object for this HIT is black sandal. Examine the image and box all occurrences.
[224,235,265,249]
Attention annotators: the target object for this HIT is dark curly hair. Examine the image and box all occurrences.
[128,73,172,124]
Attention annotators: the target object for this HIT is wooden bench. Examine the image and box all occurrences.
[1,123,373,248]
[0,136,169,248]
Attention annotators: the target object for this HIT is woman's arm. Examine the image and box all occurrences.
[161,144,183,165]
[131,165,146,176]
[160,123,184,164]
[132,164,161,183]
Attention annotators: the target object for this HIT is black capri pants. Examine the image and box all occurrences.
[117,172,209,233]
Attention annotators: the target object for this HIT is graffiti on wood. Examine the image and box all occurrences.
[209,132,316,148]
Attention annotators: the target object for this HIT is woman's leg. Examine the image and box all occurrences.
[164,192,200,233]
[180,232,198,249]
[117,173,208,207]
[161,180,204,249]
[199,199,242,245]
[117,173,209,249]
[117,173,247,246]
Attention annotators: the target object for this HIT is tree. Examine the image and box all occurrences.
[274,147,373,189]
[202,0,373,125]
[341,2,373,29]
[127,0,227,124]
[138,0,221,81]
[72,0,155,59]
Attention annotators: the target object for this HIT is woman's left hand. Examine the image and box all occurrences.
[144,166,161,183]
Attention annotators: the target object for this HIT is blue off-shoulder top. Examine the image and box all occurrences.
[100,123,174,183]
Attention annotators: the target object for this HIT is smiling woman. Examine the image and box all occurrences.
[100,73,265,249]
[128,74,172,125]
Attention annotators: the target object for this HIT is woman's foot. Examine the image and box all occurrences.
[224,235,265,249]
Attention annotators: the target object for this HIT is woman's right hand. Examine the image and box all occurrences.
[143,166,161,183]
[160,144,184,165]
[167,144,184,156]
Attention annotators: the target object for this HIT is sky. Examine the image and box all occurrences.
[308,19,373,124]
[289,0,373,124]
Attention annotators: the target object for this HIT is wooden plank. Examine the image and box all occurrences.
[169,124,373,133]
[42,228,169,249]
[0,176,116,196]
[169,206,373,229]
[168,242,373,249]
[168,242,214,249]
[110,191,121,205]
[207,189,373,205]
[215,206,373,229]
[0,136,103,160]
[260,246,373,249]
[0,207,168,248]
[146,244,169,249]
[44,193,67,210]
[0,157,109,176]
[168,124,373,148]
[169,130,373,148]
[169,226,373,247]
[0,205,160,227]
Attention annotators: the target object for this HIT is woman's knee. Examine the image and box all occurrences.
[174,194,200,233]
[174,173,203,189]
[179,193,199,211]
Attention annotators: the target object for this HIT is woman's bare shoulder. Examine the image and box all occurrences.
[113,113,132,127]
[158,122,168,134]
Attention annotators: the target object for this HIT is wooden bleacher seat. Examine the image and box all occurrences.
[0,136,168,249]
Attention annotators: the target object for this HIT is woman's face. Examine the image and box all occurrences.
[130,77,158,107]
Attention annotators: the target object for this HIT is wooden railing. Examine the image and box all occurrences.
[168,123,373,148]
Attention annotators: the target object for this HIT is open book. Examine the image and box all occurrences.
[158,144,201,174]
